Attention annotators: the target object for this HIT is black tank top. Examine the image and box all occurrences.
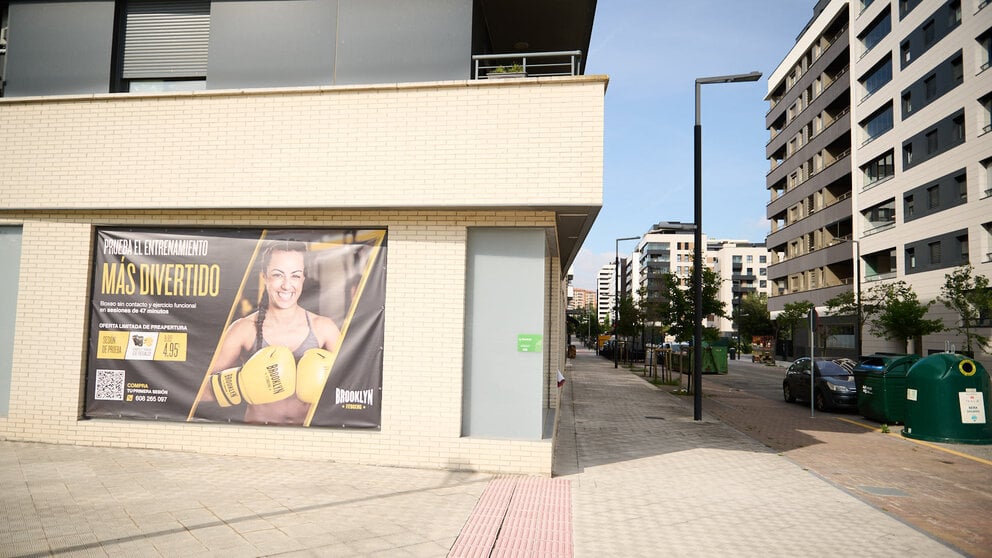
[255,311,320,360]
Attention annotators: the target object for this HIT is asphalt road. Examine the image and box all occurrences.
[687,358,992,557]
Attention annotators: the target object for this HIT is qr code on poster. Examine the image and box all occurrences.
[95,369,125,400]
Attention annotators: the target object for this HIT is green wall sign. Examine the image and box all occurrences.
[517,334,543,353]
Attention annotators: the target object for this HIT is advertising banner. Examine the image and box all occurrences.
[85,228,386,428]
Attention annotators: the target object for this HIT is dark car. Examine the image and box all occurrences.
[782,357,857,411]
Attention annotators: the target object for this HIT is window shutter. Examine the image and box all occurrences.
[122,1,210,79]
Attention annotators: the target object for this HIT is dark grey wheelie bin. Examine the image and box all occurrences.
[853,354,920,424]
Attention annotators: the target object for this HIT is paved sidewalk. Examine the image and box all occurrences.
[556,347,962,557]
[0,346,969,557]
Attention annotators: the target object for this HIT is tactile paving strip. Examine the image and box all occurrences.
[449,477,572,558]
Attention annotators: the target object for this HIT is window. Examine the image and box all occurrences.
[903,142,914,166]
[984,158,992,198]
[982,95,992,134]
[746,267,753,275]
[902,92,913,115]
[901,41,912,65]
[953,114,965,142]
[948,1,961,27]
[862,104,893,144]
[860,58,892,100]
[907,247,916,269]
[928,185,940,209]
[951,56,963,85]
[119,1,211,92]
[980,31,992,72]
[860,10,892,54]
[760,268,767,276]
[864,199,896,231]
[929,241,941,264]
[746,255,753,263]
[862,150,895,186]
[0,227,23,418]
[957,174,968,201]
[905,194,915,217]
[760,280,767,289]
[759,255,767,263]
[924,75,936,99]
[923,20,935,45]
[958,235,969,262]
[926,130,938,154]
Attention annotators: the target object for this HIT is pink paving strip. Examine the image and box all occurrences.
[449,477,573,558]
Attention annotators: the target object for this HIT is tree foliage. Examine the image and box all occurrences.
[939,265,992,355]
[737,293,773,343]
[653,268,726,342]
[776,300,813,341]
[869,281,943,353]
[615,294,640,338]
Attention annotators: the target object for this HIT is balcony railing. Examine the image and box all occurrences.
[864,271,897,283]
[862,222,895,237]
[473,51,583,80]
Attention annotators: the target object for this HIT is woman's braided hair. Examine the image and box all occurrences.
[255,240,308,350]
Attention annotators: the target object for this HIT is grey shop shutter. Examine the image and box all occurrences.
[122,0,210,79]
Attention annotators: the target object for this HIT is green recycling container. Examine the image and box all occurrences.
[902,353,992,444]
[853,354,920,424]
[691,343,728,374]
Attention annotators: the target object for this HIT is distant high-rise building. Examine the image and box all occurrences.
[708,240,771,336]
[597,262,616,326]
[570,288,597,311]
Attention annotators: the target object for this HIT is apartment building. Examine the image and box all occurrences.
[633,221,701,303]
[768,0,991,365]
[570,288,596,311]
[851,0,992,360]
[0,0,604,475]
[766,0,856,358]
[596,262,616,326]
[708,240,772,336]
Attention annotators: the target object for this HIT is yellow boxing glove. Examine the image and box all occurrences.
[296,348,334,404]
[211,346,297,407]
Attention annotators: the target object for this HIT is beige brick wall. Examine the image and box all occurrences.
[0,210,563,475]
[0,77,605,211]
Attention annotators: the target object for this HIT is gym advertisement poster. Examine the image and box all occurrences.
[85,227,386,428]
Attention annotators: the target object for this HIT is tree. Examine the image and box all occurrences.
[869,281,943,354]
[773,301,813,358]
[939,265,992,356]
[655,268,726,343]
[825,287,887,333]
[736,293,773,346]
[615,294,640,339]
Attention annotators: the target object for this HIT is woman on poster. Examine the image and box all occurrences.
[199,239,341,425]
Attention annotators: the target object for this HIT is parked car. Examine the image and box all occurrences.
[782,357,857,411]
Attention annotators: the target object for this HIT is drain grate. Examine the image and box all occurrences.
[645,416,666,420]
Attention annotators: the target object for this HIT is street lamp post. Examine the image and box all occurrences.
[615,236,640,368]
[693,71,761,421]
[831,237,862,359]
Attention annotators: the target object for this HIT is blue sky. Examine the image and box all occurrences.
[572,0,817,289]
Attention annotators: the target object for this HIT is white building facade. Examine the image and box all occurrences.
[768,0,992,365]
[850,0,992,362]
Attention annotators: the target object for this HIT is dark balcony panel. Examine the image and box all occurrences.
[766,108,851,188]
[766,241,853,279]
[3,1,116,97]
[766,151,852,219]
[768,284,852,313]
